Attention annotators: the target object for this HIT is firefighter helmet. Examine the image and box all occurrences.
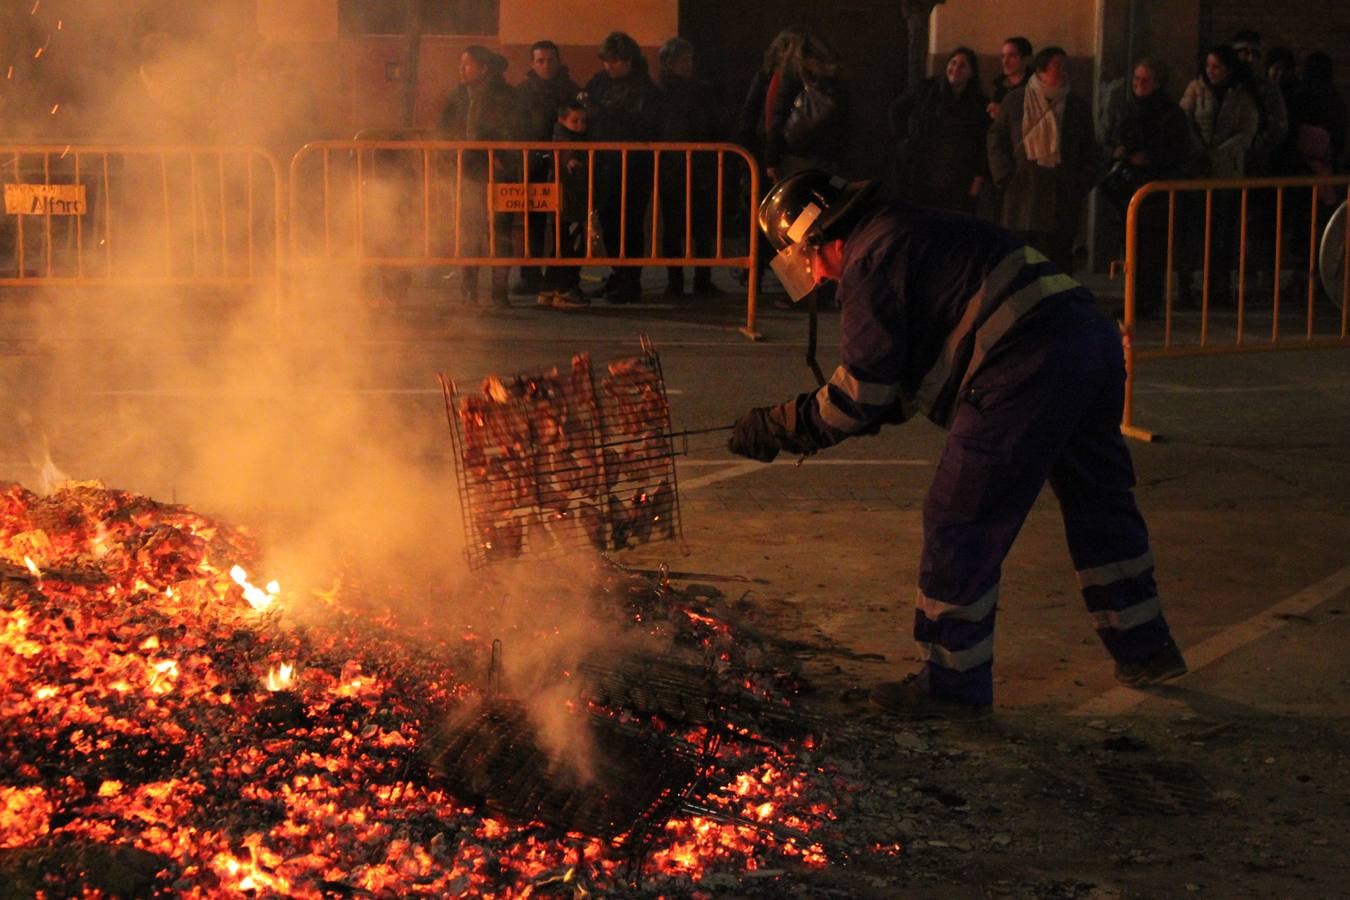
[757,170,878,252]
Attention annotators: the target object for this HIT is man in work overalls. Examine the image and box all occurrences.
[729,170,1187,718]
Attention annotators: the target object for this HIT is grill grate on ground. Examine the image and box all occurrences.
[424,698,705,845]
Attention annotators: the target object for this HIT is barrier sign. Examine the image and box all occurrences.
[492,182,557,213]
[5,183,87,215]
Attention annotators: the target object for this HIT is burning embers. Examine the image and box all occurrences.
[442,341,680,569]
[0,481,855,895]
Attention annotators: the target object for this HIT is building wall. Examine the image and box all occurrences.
[258,0,337,41]
[929,0,1100,95]
[255,0,678,137]
[930,0,1099,59]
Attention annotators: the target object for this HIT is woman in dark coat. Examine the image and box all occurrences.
[1105,58,1196,318]
[440,45,520,307]
[763,32,849,181]
[1282,52,1348,267]
[735,28,806,288]
[890,47,989,213]
[656,37,723,297]
[987,46,1098,273]
[583,31,663,303]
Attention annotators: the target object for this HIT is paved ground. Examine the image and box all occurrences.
[3,268,1348,717]
[2,269,1348,895]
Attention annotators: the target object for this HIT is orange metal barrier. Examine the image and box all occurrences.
[1121,175,1350,441]
[287,140,762,337]
[0,144,283,300]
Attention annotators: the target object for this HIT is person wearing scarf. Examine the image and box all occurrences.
[988,46,1097,273]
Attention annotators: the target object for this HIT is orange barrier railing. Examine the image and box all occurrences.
[287,140,762,338]
[1121,175,1350,440]
[0,145,283,303]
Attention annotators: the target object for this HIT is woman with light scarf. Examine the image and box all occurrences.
[987,46,1098,273]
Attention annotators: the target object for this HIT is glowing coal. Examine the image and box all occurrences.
[0,481,858,895]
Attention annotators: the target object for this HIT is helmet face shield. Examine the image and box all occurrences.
[769,239,819,303]
[757,170,877,301]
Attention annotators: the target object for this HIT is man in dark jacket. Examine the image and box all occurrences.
[583,31,663,303]
[1232,30,1289,177]
[729,170,1186,718]
[1104,58,1196,319]
[515,40,582,295]
[988,36,1033,120]
[440,46,521,307]
[656,37,724,297]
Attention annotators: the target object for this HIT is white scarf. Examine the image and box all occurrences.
[1021,72,1069,168]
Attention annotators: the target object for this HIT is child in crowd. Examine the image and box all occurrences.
[539,100,592,309]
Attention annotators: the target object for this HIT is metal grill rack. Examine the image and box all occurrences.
[440,338,684,570]
[424,642,831,876]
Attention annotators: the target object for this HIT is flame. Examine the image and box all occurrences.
[22,556,41,579]
[265,662,296,692]
[230,564,280,611]
[148,659,179,694]
[37,453,68,495]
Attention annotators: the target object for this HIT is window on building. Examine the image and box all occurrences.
[338,0,499,36]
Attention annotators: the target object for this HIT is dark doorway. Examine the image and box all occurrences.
[679,1,911,180]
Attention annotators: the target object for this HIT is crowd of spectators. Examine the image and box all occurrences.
[425,25,1346,313]
[436,31,730,309]
[890,28,1346,316]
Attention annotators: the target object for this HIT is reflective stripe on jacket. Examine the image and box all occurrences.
[787,203,1093,449]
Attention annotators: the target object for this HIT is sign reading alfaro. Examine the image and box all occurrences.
[4,183,88,216]
[491,182,557,213]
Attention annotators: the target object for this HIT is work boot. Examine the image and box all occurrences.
[869,675,992,721]
[1114,639,1188,687]
[536,291,558,308]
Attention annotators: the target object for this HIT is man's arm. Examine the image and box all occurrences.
[731,258,910,462]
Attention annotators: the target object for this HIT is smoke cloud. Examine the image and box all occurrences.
[3,1,648,781]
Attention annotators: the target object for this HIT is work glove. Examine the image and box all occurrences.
[728,407,785,462]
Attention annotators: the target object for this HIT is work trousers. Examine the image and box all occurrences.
[914,296,1174,705]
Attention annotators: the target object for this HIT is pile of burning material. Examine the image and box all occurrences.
[440,338,681,569]
[0,481,881,896]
